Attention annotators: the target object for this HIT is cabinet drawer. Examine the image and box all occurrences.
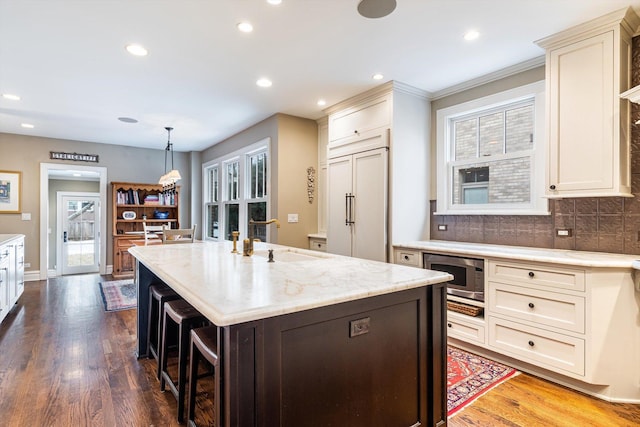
[329,96,390,142]
[488,282,585,333]
[488,260,585,292]
[394,250,421,267]
[488,317,585,376]
[309,239,327,252]
[447,314,485,344]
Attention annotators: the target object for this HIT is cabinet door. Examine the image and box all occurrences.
[329,95,390,143]
[352,148,388,262]
[547,30,617,195]
[326,156,353,257]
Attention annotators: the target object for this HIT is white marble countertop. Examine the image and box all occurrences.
[0,234,24,246]
[129,241,452,326]
[394,240,639,268]
[307,232,327,239]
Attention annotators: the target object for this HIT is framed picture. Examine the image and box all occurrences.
[0,170,22,213]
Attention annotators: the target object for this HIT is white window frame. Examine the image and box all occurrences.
[204,164,220,239]
[202,137,271,241]
[436,80,548,215]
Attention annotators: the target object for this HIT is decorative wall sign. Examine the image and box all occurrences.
[307,166,315,204]
[50,151,99,162]
[0,170,22,213]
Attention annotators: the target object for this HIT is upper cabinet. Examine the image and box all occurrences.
[536,7,640,198]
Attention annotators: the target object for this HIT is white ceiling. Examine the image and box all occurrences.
[1,0,640,152]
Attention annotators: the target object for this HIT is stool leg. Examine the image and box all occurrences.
[156,300,166,380]
[188,334,200,425]
[146,289,155,360]
[160,309,170,392]
[177,320,191,422]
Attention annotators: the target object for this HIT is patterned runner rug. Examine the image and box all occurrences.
[99,279,136,311]
[448,346,519,417]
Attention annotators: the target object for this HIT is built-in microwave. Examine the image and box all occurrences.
[423,253,484,302]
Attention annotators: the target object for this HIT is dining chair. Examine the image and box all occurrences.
[162,224,197,244]
[143,222,169,245]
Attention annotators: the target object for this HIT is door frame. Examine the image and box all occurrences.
[39,163,108,279]
[56,192,101,276]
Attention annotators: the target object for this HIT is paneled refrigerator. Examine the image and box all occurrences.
[326,147,388,262]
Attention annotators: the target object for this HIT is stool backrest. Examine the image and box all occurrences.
[143,222,169,245]
[162,224,197,244]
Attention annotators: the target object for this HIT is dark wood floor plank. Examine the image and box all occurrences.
[1,274,638,426]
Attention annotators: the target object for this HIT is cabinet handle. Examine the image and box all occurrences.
[528,271,534,278]
[528,340,535,347]
[447,323,452,328]
[549,185,556,190]
[528,302,535,309]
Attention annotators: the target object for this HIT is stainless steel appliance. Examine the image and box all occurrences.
[423,253,484,302]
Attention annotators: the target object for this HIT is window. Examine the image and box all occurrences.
[202,138,270,241]
[436,81,547,215]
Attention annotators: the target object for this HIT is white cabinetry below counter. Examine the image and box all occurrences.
[0,234,25,325]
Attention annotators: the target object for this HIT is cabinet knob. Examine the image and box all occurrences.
[447,323,452,328]
[549,185,556,190]
[317,243,321,248]
[404,255,409,261]
[528,302,535,309]
[528,271,535,278]
[528,340,535,347]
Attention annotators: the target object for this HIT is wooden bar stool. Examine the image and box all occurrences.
[147,283,180,380]
[187,325,219,427]
[160,299,207,423]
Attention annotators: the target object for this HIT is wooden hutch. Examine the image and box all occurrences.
[111,182,179,278]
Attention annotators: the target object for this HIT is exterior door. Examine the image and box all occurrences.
[59,193,100,275]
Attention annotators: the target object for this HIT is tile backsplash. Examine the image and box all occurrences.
[430,37,640,256]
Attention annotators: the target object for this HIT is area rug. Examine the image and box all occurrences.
[447,346,518,417]
[98,279,137,312]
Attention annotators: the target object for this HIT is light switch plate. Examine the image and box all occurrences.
[288,213,299,223]
[21,212,31,221]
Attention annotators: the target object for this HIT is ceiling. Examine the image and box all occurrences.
[2,0,640,152]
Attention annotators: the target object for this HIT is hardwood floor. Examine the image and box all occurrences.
[0,274,638,426]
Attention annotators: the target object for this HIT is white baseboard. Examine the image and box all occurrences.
[24,270,41,282]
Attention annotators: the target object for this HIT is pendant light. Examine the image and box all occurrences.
[159,126,181,190]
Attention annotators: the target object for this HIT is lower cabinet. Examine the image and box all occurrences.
[113,237,135,278]
[0,235,25,325]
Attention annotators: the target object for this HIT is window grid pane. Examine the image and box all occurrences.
[505,105,534,153]
[226,161,239,201]
[479,112,504,157]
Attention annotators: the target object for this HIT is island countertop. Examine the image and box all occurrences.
[129,241,452,326]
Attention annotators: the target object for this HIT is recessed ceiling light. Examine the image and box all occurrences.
[237,22,254,33]
[267,0,282,5]
[21,123,34,129]
[2,93,20,101]
[256,78,273,88]
[372,73,384,80]
[125,44,148,56]
[118,117,138,123]
[463,30,480,41]
[73,173,82,177]
[317,99,326,107]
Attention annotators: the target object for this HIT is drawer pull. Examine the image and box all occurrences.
[447,323,452,328]
[528,302,535,309]
[528,340,535,347]
[528,271,535,278]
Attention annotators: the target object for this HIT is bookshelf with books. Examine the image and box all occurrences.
[111,182,179,278]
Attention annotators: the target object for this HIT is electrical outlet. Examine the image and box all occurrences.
[437,224,447,231]
[287,213,299,223]
[24,262,30,268]
[556,228,572,237]
[350,317,370,337]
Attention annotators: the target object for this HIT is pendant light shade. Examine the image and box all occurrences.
[159,126,181,187]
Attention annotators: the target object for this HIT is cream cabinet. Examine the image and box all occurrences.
[536,7,639,198]
[325,82,430,261]
[0,235,25,325]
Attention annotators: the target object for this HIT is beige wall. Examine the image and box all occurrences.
[429,66,546,197]
[0,133,192,272]
[201,113,318,248]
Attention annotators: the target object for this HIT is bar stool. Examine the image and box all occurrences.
[187,325,219,427]
[160,299,207,422]
[147,283,181,380]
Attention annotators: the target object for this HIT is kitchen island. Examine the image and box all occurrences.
[129,241,452,427]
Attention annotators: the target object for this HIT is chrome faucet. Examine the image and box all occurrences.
[244,218,281,256]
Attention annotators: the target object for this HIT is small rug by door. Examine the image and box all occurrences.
[98,279,137,312]
[447,346,518,417]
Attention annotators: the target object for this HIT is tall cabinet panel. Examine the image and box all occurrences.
[327,148,388,262]
[324,81,430,261]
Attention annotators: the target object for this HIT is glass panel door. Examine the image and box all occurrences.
[61,194,100,275]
